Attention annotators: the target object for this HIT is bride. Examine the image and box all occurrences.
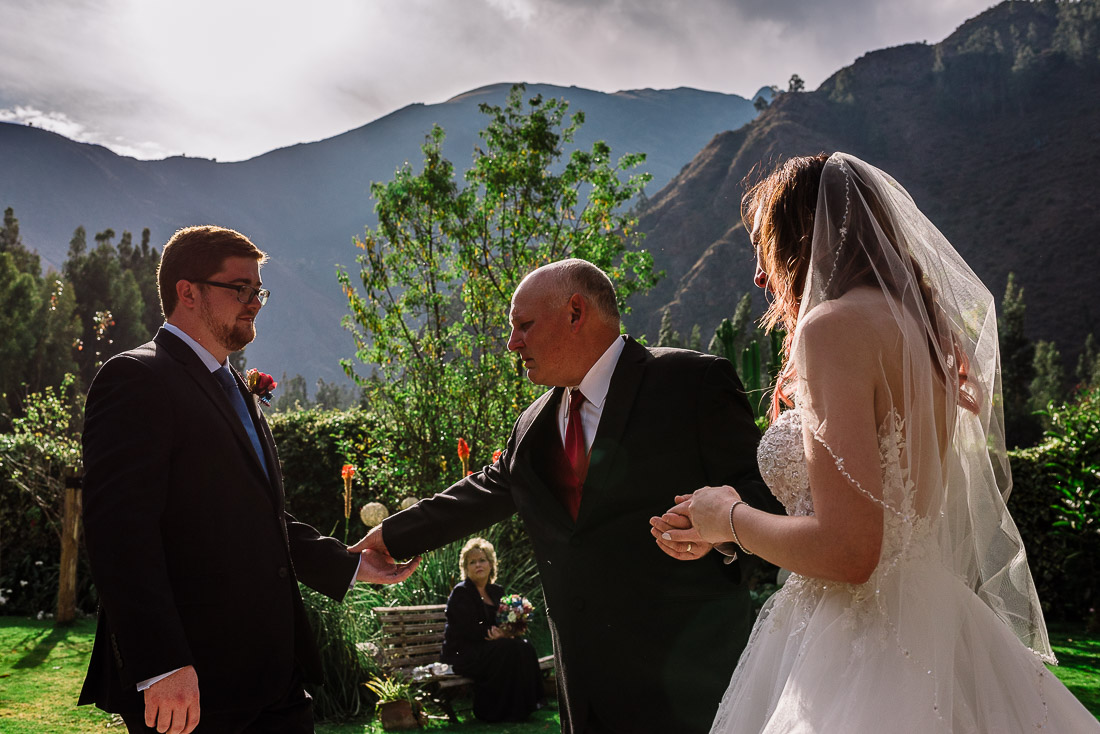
[654,153,1099,732]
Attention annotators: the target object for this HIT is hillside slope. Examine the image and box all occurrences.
[629,0,1100,364]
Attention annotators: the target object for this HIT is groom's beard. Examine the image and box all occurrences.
[200,299,256,353]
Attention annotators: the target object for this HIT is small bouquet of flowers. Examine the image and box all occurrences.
[496,594,534,637]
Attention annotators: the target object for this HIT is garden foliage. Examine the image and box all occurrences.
[1008,385,1100,626]
[0,376,93,615]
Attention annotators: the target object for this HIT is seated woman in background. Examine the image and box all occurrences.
[441,537,545,722]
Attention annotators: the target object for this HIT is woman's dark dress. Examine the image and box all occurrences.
[440,579,544,722]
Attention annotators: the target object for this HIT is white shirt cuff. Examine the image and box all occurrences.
[137,667,183,692]
[349,553,363,589]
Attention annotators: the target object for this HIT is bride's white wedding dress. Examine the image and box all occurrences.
[709,404,1099,733]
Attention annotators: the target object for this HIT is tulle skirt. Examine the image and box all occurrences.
[710,557,1099,733]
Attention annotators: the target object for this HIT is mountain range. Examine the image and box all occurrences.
[632,0,1100,368]
[0,84,761,385]
[3,0,1098,389]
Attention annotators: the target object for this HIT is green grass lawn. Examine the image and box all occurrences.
[1,615,1095,732]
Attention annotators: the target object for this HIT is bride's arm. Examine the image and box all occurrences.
[666,307,886,584]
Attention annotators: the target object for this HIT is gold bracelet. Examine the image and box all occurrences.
[728,500,754,556]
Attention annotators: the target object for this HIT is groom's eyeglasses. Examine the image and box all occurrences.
[193,280,271,306]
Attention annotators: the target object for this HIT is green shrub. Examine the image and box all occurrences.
[0,376,93,616]
[1043,386,1100,628]
[270,407,429,541]
[1008,385,1100,625]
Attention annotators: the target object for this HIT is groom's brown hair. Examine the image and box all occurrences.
[157,225,267,318]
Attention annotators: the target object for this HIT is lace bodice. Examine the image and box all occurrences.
[758,405,930,572]
[757,407,812,516]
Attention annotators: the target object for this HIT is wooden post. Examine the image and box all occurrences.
[57,475,82,625]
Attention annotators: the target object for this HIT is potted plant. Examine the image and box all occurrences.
[364,675,420,731]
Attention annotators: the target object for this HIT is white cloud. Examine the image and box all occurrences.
[0,106,173,159]
[0,0,998,161]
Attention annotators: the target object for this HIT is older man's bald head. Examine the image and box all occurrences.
[516,259,620,327]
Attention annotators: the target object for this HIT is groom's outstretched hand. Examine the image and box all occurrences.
[350,525,421,584]
[650,494,711,561]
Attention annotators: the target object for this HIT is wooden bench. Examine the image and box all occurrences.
[373,604,555,722]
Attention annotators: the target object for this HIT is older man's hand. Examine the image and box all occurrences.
[650,494,711,560]
[351,525,420,584]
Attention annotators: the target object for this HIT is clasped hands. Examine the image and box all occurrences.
[350,525,421,584]
[649,484,742,561]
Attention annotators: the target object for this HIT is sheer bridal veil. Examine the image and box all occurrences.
[791,153,1052,661]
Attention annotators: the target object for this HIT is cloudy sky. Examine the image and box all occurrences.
[1,0,996,162]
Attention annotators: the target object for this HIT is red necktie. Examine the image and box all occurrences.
[563,389,588,518]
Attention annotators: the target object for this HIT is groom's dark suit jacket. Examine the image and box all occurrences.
[78,328,359,715]
[383,337,781,733]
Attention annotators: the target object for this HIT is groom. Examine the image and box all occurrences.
[79,225,417,734]
[355,259,782,733]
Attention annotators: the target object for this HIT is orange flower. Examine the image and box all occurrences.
[457,438,470,476]
[341,464,356,519]
[492,449,503,463]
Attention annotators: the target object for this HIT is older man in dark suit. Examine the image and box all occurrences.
[79,225,417,734]
[354,259,782,733]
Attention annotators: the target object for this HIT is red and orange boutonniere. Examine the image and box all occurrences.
[246,369,277,406]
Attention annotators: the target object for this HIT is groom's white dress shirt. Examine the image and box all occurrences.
[558,334,627,452]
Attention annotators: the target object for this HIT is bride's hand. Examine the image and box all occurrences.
[650,493,711,561]
[663,485,742,546]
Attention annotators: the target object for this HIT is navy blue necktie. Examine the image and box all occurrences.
[214,366,269,479]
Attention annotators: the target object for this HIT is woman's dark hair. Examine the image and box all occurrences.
[742,154,978,418]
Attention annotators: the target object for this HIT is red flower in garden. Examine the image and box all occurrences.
[457,438,471,475]
[245,369,278,406]
[341,464,356,519]
[492,449,503,463]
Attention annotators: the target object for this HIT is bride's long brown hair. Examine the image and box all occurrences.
[742,154,979,420]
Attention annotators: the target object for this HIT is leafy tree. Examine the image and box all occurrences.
[753,96,769,112]
[788,74,806,93]
[687,324,702,351]
[272,373,310,412]
[26,276,81,408]
[1031,340,1065,425]
[0,208,80,423]
[656,308,681,347]
[708,292,754,361]
[117,228,162,335]
[0,253,41,415]
[0,207,39,275]
[1076,333,1100,389]
[999,273,1040,447]
[314,377,358,412]
[338,84,658,495]
[708,292,784,425]
[64,227,152,386]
